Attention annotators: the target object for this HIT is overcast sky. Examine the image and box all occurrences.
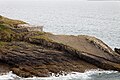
[0,0,119,2]
[0,0,88,3]
[0,0,86,1]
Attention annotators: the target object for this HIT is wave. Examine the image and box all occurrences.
[0,69,119,80]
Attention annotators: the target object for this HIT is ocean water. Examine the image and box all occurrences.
[0,70,120,80]
[0,0,120,80]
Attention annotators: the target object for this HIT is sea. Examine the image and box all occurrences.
[0,0,120,80]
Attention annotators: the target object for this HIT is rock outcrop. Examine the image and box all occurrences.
[0,16,120,77]
[0,42,98,77]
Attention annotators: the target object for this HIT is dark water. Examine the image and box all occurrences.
[0,0,120,79]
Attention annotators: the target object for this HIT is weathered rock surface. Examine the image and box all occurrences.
[0,16,120,77]
[0,42,97,77]
[27,34,120,72]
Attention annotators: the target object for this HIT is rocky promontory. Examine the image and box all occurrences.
[0,16,120,77]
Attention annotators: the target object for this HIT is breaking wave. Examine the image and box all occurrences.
[0,69,120,80]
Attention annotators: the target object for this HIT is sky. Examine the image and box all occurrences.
[0,0,86,1]
[0,0,120,3]
[0,0,87,2]
[0,0,85,1]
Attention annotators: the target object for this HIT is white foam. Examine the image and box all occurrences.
[85,69,118,74]
[0,71,20,80]
[0,69,119,80]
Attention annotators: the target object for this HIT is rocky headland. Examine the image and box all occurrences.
[0,15,120,77]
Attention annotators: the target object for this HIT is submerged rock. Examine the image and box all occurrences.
[0,16,120,77]
[114,48,120,54]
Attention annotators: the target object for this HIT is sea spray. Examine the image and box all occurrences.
[0,69,119,80]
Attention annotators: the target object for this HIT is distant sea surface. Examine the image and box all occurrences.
[0,0,120,80]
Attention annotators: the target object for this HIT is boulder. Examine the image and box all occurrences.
[115,48,120,54]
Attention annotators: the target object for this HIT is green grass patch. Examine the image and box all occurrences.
[0,24,18,41]
[0,16,26,28]
[0,41,7,47]
[31,35,53,42]
[0,24,8,30]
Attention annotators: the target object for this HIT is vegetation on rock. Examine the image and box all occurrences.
[0,15,26,28]
[0,24,16,41]
[0,15,120,77]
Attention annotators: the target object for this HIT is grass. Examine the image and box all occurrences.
[0,24,8,30]
[0,24,17,41]
[0,16,52,43]
[0,15,27,28]
[0,15,27,41]
[0,41,7,47]
[31,35,53,42]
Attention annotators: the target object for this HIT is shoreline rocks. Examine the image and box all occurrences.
[0,16,120,77]
[115,48,120,55]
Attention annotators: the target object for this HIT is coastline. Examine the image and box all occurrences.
[0,16,120,77]
[0,69,119,80]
